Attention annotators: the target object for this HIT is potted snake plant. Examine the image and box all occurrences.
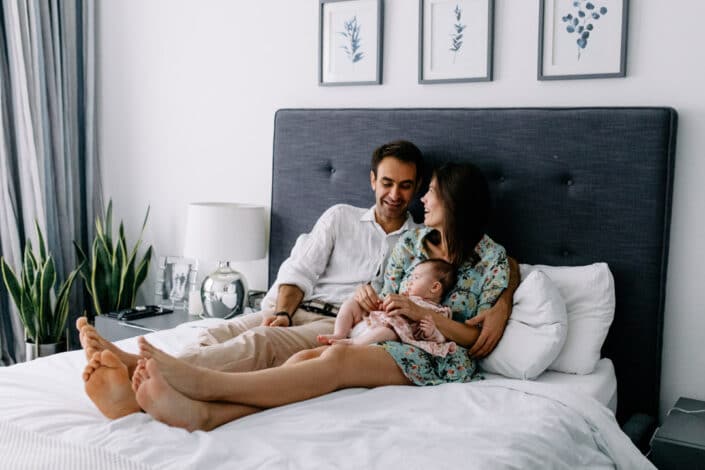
[74,200,153,317]
[1,222,83,360]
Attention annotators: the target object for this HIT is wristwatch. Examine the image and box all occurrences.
[274,311,293,325]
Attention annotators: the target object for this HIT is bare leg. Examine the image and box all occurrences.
[317,298,363,345]
[82,350,141,419]
[77,317,140,375]
[330,326,398,346]
[135,358,259,431]
[140,337,411,409]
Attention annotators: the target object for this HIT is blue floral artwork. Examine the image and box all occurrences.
[561,1,608,60]
[339,16,364,63]
[449,4,466,64]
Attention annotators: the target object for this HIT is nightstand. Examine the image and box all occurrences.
[650,397,705,469]
[95,309,198,341]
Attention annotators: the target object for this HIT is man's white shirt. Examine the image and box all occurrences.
[262,204,420,308]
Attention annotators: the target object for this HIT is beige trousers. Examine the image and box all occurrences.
[177,309,335,372]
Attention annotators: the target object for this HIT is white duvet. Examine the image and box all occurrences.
[0,322,654,469]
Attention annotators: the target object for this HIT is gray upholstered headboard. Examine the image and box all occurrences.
[269,108,677,427]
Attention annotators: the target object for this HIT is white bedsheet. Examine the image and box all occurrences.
[0,321,653,469]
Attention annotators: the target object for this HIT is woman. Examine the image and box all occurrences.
[129,162,510,431]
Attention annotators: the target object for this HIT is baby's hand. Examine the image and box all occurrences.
[419,315,436,337]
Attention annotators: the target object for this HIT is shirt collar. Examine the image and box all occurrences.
[363,205,413,235]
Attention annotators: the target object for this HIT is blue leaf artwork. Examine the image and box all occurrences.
[560,0,608,60]
[339,16,364,63]
[449,4,466,64]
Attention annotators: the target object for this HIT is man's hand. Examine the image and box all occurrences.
[261,314,291,327]
[354,284,383,312]
[464,300,510,357]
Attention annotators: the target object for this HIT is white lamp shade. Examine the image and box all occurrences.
[183,203,266,262]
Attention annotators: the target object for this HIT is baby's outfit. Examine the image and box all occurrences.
[367,296,457,357]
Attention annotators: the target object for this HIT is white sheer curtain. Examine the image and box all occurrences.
[0,0,100,364]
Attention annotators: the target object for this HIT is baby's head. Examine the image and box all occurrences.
[405,259,457,303]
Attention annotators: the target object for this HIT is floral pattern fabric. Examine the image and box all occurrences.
[377,228,509,386]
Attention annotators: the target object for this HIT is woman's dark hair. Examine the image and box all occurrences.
[432,162,491,267]
[370,140,424,185]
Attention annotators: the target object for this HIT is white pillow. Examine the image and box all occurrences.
[480,270,567,380]
[519,262,615,375]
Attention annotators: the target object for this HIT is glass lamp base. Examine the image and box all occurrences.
[200,261,248,319]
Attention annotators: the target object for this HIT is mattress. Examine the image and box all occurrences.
[0,320,651,469]
[484,358,618,413]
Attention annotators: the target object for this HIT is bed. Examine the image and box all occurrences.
[0,108,677,468]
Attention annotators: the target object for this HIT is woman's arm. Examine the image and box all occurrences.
[467,256,519,356]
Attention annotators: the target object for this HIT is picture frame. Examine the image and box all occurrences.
[319,0,383,86]
[418,0,494,84]
[538,0,628,80]
[154,256,198,309]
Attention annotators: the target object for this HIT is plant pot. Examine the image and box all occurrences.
[25,341,66,361]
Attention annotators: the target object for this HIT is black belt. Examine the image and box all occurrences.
[300,300,340,317]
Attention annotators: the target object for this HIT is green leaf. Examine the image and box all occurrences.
[91,237,114,314]
[23,243,37,288]
[114,235,127,308]
[51,265,81,341]
[20,288,37,342]
[34,220,47,263]
[104,200,113,252]
[38,257,56,342]
[119,248,137,310]
[1,258,23,315]
[73,240,93,298]
[132,245,153,306]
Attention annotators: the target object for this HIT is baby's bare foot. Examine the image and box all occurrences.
[329,338,354,346]
[83,350,140,419]
[316,334,346,345]
[76,317,140,374]
[135,359,210,432]
[138,337,212,401]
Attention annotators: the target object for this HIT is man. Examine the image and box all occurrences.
[78,140,516,419]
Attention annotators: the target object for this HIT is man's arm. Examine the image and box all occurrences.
[466,256,520,357]
[262,284,305,327]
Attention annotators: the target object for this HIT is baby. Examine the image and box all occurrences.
[317,258,457,357]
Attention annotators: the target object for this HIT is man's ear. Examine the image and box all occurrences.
[370,170,376,191]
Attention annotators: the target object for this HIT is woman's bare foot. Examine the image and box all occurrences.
[134,359,211,432]
[138,337,212,401]
[131,359,148,393]
[316,333,346,345]
[82,350,141,419]
[76,317,140,374]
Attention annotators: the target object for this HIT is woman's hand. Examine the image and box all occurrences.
[465,299,510,357]
[354,284,382,312]
[382,294,426,322]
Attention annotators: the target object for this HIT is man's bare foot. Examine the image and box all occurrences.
[135,359,211,432]
[131,359,148,394]
[316,333,346,345]
[83,350,141,419]
[138,337,212,401]
[76,317,140,374]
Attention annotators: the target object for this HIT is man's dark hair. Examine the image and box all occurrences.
[370,140,424,184]
[417,258,457,297]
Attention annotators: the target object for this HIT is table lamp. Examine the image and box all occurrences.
[183,202,266,318]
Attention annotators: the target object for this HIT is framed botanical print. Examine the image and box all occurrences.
[419,0,494,84]
[538,0,629,80]
[319,0,383,86]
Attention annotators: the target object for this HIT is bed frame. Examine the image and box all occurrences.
[268,108,677,434]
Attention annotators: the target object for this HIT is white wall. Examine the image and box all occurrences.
[97,0,705,419]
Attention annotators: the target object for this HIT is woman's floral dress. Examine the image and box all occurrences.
[375,227,509,385]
